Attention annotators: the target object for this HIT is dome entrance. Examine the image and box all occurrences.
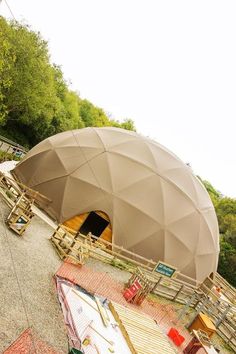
[79,211,109,238]
[12,127,219,282]
[63,210,112,242]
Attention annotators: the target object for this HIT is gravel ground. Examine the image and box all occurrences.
[81,259,235,354]
[86,257,131,283]
[0,192,233,354]
[0,198,68,353]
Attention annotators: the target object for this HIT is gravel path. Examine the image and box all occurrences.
[86,257,131,283]
[0,198,68,353]
[0,192,233,354]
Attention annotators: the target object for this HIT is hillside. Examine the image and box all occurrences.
[0,17,135,148]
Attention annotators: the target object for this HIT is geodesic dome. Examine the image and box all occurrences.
[13,127,219,282]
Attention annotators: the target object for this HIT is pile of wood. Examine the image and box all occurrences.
[123,268,154,305]
[0,172,50,236]
[51,226,89,265]
[109,301,177,354]
[0,172,34,235]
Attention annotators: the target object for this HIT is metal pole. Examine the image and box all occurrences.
[186,295,210,329]
[176,291,196,323]
[215,304,231,328]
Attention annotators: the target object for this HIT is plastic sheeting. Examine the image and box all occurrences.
[56,277,131,354]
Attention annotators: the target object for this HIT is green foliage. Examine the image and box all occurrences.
[202,179,236,286]
[120,118,136,131]
[217,238,236,287]
[78,99,110,127]
[216,198,236,250]
[200,178,221,207]
[0,17,135,147]
[0,150,21,162]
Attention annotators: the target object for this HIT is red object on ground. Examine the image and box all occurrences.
[3,328,60,354]
[168,327,185,347]
[173,333,185,347]
[183,337,201,353]
[168,327,179,340]
[123,280,142,301]
[55,261,193,350]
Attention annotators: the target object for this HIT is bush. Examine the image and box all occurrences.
[0,150,21,162]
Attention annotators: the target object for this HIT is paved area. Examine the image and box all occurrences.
[0,159,233,353]
[0,198,68,353]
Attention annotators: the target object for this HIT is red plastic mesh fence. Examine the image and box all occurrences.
[56,261,193,351]
[3,328,61,354]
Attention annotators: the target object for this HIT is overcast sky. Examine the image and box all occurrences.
[1,0,236,197]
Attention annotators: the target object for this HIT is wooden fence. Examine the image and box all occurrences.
[51,224,236,352]
[51,224,199,298]
[0,134,27,157]
[215,272,236,305]
[0,172,235,351]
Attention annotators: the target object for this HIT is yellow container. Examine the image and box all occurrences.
[188,312,216,338]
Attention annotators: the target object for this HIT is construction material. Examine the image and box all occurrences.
[95,297,109,327]
[57,280,131,354]
[52,226,236,352]
[7,203,34,236]
[71,289,98,312]
[109,301,177,354]
[0,172,51,236]
[51,227,89,265]
[188,312,216,338]
[183,330,218,354]
[89,325,113,346]
[5,191,34,236]
[124,268,154,305]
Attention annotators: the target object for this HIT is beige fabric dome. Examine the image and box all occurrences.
[13,127,219,282]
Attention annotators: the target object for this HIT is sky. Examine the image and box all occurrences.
[1,0,236,198]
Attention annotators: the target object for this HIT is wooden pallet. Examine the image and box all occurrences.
[109,301,178,354]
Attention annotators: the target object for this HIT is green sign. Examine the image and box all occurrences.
[154,261,177,278]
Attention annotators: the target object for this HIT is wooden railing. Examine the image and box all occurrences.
[0,134,27,155]
[215,272,236,304]
[51,224,199,302]
[50,224,236,352]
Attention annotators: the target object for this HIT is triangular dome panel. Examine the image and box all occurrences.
[167,211,200,253]
[161,179,196,225]
[117,174,165,223]
[28,150,68,187]
[109,139,158,172]
[13,127,219,283]
[164,231,193,271]
[164,167,198,203]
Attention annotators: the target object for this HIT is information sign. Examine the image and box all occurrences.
[154,261,177,278]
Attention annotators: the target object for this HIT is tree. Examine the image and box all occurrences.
[0,17,16,123]
[0,17,136,147]
[78,99,110,127]
[0,18,62,145]
[200,179,221,207]
[217,238,236,287]
[120,118,136,131]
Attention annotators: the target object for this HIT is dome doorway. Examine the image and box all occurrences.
[63,210,112,243]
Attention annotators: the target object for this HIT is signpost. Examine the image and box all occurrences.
[154,261,177,278]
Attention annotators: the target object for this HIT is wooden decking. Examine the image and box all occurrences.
[109,302,178,354]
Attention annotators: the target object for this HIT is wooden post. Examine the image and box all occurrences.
[215,304,231,328]
[152,276,162,292]
[176,292,197,322]
[186,295,210,329]
[173,284,184,301]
